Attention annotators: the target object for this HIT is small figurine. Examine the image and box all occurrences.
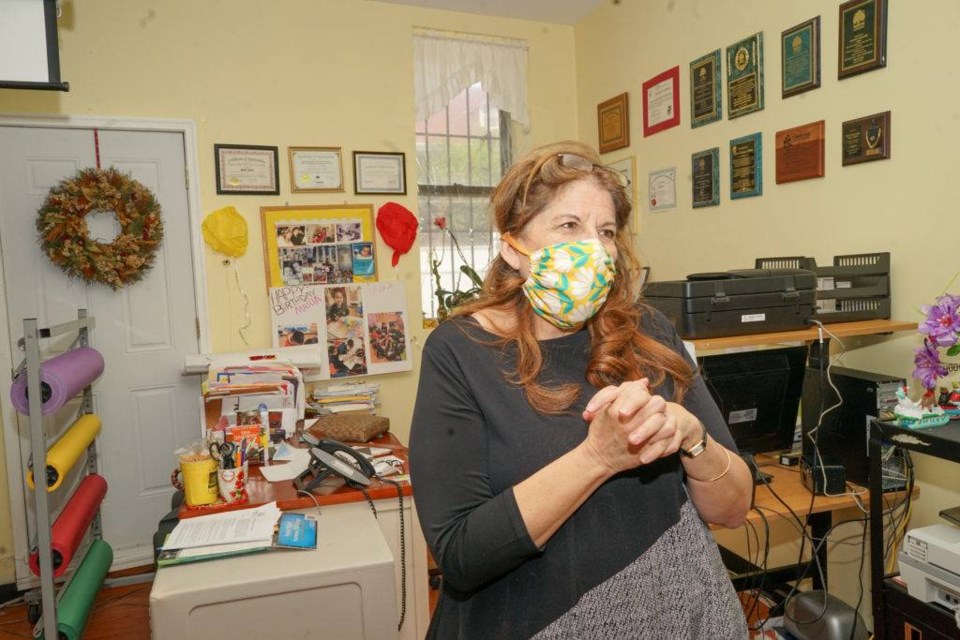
[894,385,950,429]
[938,386,951,406]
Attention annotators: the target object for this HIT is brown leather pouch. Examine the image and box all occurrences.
[311,413,389,443]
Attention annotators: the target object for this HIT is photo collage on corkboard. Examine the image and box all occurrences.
[275,219,374,286]
[261,205,376,289]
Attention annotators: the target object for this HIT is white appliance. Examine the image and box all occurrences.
[898,523,960,611]
[150,505,396,639]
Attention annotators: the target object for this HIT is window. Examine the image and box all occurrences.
[416,82,511,318]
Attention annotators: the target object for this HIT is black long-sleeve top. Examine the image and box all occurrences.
[409,310,739,639]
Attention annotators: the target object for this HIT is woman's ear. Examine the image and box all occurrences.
[500,237,523,271]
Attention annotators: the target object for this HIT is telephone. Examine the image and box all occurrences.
[294,434,376,492]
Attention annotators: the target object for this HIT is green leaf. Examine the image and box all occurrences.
[460,265,484,288]
[947,344,960,357]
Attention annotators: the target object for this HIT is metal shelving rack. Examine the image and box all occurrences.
[14,309,99,640]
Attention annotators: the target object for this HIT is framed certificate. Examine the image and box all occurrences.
[642,66,680,137]
[288,147,344,192]
[608,156,639,230]
[730,133,763,199]
[782,17,821,98]
[726,32,765,119]
[214,144,280,195]
[775,121,825,183]
[648,167,677,212]
[690,50,722,128]
[353,151,406,195]
[838,0,887,79]
[691,148,719,208]
[597,92,630,154]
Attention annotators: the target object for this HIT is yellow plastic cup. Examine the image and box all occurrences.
[171,455,218,506]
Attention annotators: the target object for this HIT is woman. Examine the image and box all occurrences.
[409,141,752,639]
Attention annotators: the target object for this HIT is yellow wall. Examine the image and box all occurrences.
[0,0,577,586]
[575,0,960,621]
[2,0,955,619]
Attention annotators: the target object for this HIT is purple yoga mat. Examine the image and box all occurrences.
[10,347,104,415]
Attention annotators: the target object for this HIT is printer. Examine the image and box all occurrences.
[643,268,817,339]
[898,524,960,611]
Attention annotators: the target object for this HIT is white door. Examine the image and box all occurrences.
[0,125,203,585]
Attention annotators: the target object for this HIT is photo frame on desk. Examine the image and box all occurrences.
[353,151,406,195]
[260,204,377,289]
[214,144,280,195]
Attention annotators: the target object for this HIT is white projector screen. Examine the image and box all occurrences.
[0,0,68,91]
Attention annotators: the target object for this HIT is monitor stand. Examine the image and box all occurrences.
[742,453,773,485]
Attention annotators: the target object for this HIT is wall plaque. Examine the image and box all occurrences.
[776,120,825,183]
[730,133,762,199]
[838,0,887,79]
[726,32,764,119]
[842,111,891,165]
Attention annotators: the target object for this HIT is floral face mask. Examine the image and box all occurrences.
[504,235,616,330]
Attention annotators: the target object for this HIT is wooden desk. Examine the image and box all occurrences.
[715,454,917,604]
[178,431,411,518]
[171,431,428,640]
[690,318,915,352]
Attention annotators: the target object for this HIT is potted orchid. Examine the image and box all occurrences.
[897,293,960,427]
[913,293,960,390]
[430,216,484,320]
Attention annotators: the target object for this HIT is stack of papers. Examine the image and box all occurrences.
[158,502,317,567]
[310,382,380,415]
[201,362,307,443]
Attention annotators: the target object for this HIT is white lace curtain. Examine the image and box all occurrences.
[413,28,529,127]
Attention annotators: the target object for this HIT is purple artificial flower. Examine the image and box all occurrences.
[913,338,948,390]
[918,294,960,347]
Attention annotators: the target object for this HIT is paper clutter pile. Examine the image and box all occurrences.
[309,381,380,416]
[203,360,306,463]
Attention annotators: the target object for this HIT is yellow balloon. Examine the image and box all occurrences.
[202,206,248,257]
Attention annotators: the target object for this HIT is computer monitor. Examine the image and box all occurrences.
[698,345,808,458]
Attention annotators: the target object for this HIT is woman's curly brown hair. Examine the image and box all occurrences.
[453,140,693,414]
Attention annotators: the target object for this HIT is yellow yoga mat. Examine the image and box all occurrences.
[27,414,100,492]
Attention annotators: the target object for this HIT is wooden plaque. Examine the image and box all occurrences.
[842,111,891,165]
[838,0,887,79]
[597,92,630,154]
[776,121,825,183]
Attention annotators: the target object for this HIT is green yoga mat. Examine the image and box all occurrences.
[49,539,113,640]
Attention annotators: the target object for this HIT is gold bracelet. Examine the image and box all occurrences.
[685,446,731,483]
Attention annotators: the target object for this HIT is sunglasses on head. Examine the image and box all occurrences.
[557,153,631,187]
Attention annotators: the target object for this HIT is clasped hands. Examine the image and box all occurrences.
[580,378,702,475]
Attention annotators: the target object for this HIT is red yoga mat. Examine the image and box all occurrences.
[29,474,107,577]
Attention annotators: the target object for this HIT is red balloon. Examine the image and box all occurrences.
[376,202,419,267]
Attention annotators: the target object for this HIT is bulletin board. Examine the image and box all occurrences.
[260,204,377,290]
[269,281,412,379]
